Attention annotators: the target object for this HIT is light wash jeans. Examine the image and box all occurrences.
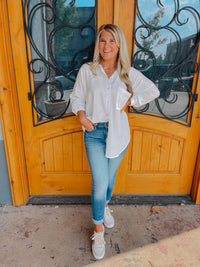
[84,122,127,225]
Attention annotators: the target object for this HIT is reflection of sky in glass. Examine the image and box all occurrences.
[138,0,199,37]
[136,0,200,57]
[138,0,200,37]
[65,0,95,7]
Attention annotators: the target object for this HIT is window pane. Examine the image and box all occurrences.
[132,0,200,124]
[25,0,96,124]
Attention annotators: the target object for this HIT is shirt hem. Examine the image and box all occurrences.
[105,141,129,159]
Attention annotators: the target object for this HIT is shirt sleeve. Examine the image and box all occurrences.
[129,67,160,107]
[70,64,88,115]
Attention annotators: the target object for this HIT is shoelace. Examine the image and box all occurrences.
[91,231,106,246]
[105,206,113,217]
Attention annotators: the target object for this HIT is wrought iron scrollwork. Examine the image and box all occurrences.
[22,0,96,125]
[131,0,200,126]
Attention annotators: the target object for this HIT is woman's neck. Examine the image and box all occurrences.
[101,61,117,78]
[101,61,117,70]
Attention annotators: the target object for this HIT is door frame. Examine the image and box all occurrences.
[0,0,200,205]
[0,0,29,205]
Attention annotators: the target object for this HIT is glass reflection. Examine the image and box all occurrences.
[25,0,96,123]
[132,0,200,124]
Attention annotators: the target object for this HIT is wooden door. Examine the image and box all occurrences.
[6,0,200,198]
[113,0,200,195]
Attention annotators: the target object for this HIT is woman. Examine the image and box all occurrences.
[70,24,160,260]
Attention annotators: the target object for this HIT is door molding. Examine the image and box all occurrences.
[0,0,29,205]
[192,143,200,204]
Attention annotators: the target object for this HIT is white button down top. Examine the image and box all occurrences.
[70,63,160,158]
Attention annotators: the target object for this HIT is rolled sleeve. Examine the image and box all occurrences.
[70,93,86,115]
[70,65,87,115]
[130,68,160,107]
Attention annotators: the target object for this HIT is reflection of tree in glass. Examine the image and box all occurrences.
[140,9,168,61]
[55,0,79,64]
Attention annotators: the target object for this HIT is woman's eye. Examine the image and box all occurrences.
[100,39,105,43]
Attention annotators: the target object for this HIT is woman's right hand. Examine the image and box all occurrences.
[77,110,94,131]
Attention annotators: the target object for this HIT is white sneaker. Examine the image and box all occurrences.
[91,228,105,260]
[104,206,115,228]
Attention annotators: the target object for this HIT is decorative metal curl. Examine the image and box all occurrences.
[22,0,97,125]
[132,0,200,126]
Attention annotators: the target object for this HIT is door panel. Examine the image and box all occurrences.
[40,131,90,173]
[7,0,200,197]
[129,129,183,173]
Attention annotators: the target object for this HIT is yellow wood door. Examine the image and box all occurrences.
[113,0,200,195]
[6,0,200,197]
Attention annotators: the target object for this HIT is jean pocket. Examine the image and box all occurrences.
[85,129,93,133]
[85,125,96,133]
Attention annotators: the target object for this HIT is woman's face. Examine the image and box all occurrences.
[99,30,119,63]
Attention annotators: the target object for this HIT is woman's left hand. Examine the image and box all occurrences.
[120,99,131,113]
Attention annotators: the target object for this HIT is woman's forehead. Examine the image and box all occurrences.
[100,30,115,39]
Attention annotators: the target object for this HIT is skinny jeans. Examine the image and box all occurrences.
[84,122,127,225]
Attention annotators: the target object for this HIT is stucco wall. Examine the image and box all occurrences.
[0,122,12,204]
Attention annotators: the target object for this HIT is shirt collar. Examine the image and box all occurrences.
[98,64,118,80]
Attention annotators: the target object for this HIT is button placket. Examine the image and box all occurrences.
[105,82,111,118]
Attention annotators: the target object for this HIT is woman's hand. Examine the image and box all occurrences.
[77,110,94,131]
[120,99,131,113]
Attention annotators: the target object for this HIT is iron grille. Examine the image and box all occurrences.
[131,0,200,126]
[22,0,97,125]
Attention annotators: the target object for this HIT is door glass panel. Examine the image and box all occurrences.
[23,0,96,125]
[132,0,200,125]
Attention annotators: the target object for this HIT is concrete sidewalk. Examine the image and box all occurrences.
[0,204,200,267]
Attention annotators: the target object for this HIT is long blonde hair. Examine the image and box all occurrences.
[90,24,133,97]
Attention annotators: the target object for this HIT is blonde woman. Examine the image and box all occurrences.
[70,24,159,260]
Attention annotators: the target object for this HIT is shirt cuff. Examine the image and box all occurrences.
[72,104,86,115]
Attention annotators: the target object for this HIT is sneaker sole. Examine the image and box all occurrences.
[103,221,114,228]
[92,247,105,260]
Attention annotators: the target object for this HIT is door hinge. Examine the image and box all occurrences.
[28,92,32,101]
[194,94,198,102]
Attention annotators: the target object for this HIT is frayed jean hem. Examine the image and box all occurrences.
[93,218,104,225]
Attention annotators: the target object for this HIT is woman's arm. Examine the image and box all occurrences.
[130,68,160,107]
[70,65,87,115]
[77,110,94,131]
[120,99,131,113]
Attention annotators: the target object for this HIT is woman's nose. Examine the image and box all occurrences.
[104,42,110,48]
